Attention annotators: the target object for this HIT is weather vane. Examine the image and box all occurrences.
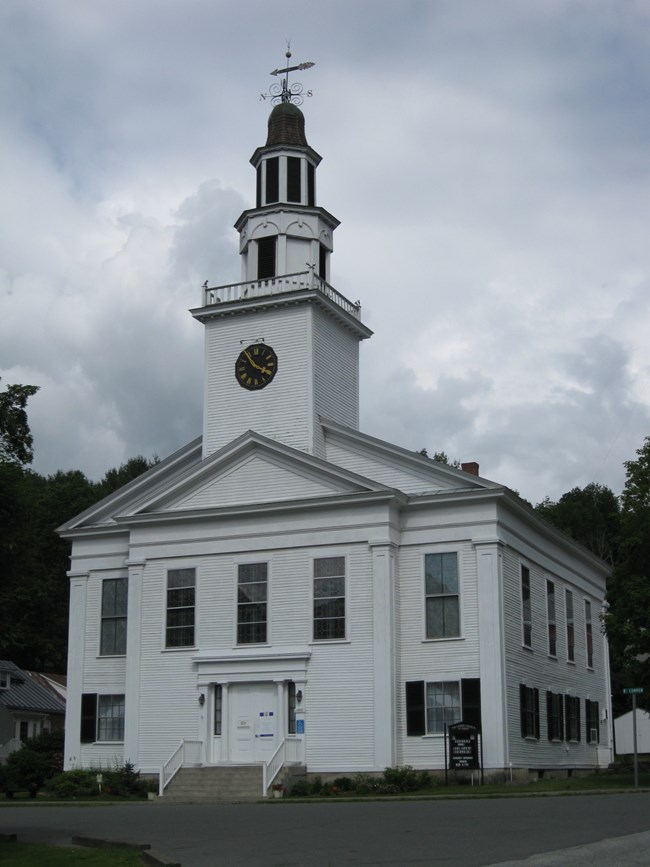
[260,44,315,106]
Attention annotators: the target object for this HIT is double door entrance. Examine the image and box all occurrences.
[222,683,279,764]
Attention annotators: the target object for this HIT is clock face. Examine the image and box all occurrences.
[235,343,278,391]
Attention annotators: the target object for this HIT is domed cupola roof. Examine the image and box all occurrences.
[266,102,308,147]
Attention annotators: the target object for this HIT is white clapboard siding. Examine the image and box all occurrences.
[203,306,311,457]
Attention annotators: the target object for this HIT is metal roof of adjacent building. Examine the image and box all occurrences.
[0,660,66,715]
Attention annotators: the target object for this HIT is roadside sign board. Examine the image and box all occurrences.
[448,723,480,770]
[623,687,643,694]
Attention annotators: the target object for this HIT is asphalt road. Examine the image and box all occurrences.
[1,793,650,866]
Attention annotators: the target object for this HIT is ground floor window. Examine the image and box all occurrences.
[405,678,481,736]
[520,684,540,739]
[80,693,125,743]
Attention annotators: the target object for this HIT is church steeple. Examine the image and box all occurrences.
[191,66,372,461]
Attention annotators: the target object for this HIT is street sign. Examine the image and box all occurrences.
[623,687,643,694]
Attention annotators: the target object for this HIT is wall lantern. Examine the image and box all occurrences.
[296,690,303,704]
[198,693,205,706]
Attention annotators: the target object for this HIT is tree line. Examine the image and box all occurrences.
[1,381,647,711]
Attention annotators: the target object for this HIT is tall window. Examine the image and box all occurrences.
[237,563,267,644]
[585,599,593,668]
[565,589,575,662]
[547,691,564,740]
[166,568,195,648]
[79,693,126,743]
[586,700,599,743]
[257,236,277,280]
[100,577,127,655]
[214,685,222,736]
[313,557,345,640]
[287,681,296,735]
[97,694,125,741]
[519,684,539,739]
[521,565,532,648]
[307,162,315,206]
[426,682,461,734]
[565,695,581,741]
[546,580,556,656]
[406,678,481,736]
[425,552,460,639]
[319,243,327,280]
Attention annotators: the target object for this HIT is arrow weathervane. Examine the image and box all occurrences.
[260,45,315,106]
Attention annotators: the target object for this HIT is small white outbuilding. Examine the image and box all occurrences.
[614,708,650,755]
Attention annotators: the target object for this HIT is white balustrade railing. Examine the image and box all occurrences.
[262,739,285,796]
[202,271,361,320]
[159,739,203,796]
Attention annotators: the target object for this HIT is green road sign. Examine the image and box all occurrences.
[623,687,643,694]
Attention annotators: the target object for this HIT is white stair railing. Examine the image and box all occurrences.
[262,739,286,796]
[159,739,203,796]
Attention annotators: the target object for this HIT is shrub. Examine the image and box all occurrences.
[383,765,426,792]
[48,769,98,799]
[333,776,354,792]
[288,779,312,797]
[47,763,148,799]
[2,748,54,796]
[351,773,374,795]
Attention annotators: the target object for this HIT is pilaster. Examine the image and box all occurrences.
[370,543,396,769]
[123,560,144,766]
[64,571,89,769]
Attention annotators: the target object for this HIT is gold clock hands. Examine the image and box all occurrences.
[244,350,272,376]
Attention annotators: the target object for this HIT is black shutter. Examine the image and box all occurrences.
[307,162,315,206]
[257,237,276,280]
[534,688,540,740]
[576,697,581,742]
[256,165,262,207]
[405,681,425,736]
[266,157,279,203]
[319,243,327,280]
[461,678,481,730]
[80,693,97,743]
[287,157,301,202]
[563,694,568,741]
[519,684,527,737]
[559,693,565,741]
[547,691,553,741]
[594,702,599,743]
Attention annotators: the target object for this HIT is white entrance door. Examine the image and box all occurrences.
[228,683,278,763]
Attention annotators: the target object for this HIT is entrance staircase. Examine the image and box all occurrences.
[162,765,265,803]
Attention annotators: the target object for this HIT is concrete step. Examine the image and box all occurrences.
[162,765,265,803]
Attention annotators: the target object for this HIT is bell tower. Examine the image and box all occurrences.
[191,57,372,460]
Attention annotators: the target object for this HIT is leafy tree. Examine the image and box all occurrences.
[418,448,461,468]
[535,483,621,565]
[603,438,650,702]
[0,379,39,465]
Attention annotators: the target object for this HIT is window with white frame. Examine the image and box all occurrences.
[425,552,460,639]
[546,579,556,656]
[100,577,127,655]
[565,695,581,741]
[166,568,195,648]
[425,681,462,733]
[521,565,532,648]
[237,563,267,644]
[585,599,594,668]
[565,589,575,662]
[313,556,345,640]
[97,694,125,741]
[405,678,481,736]
[519,684,539,738]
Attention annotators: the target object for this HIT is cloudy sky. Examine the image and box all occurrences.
[2,0,649,505]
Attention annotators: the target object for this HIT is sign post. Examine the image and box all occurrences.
[623,687,643,788]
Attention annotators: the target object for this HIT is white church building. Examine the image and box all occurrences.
[60,88,613,795]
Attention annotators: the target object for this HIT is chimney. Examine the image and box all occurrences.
[461,461,479,476]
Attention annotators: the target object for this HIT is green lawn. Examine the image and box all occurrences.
[0,842,143,866]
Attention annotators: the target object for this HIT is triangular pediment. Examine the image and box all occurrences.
[127,430,394,517]
[322,418,499,496]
